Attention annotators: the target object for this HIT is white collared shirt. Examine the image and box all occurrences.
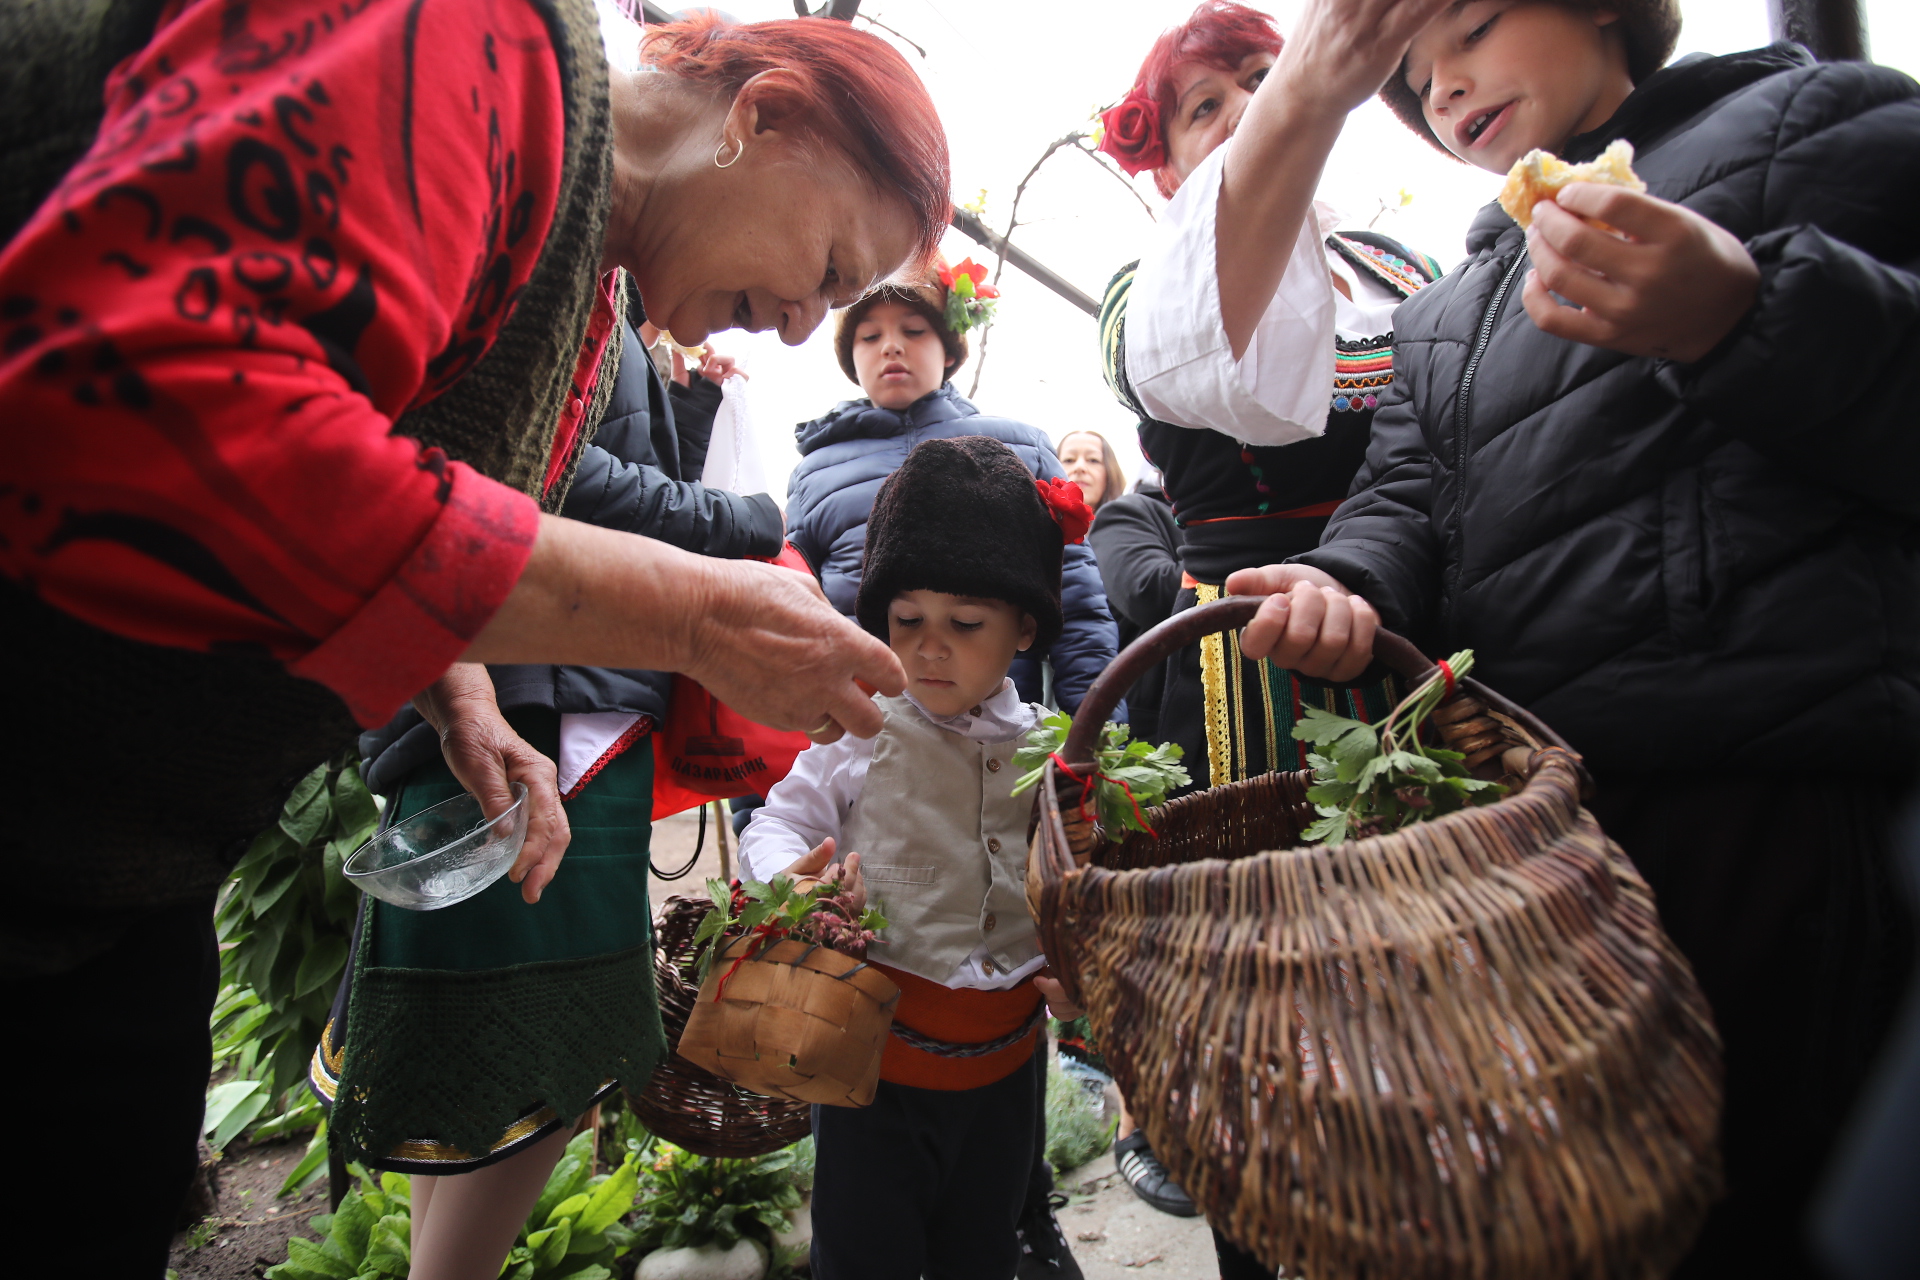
[737,679,1045,992]
[1126,144,1405,446]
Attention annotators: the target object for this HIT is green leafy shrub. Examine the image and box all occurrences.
[1044,1057,1115,1173]
[632,1142,806,1254]
[211,749,381,1155]
[264,1132,640,1280]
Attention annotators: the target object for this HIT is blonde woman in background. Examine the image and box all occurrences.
[1057,431,1127,513]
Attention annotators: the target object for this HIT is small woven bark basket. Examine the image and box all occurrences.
[624,895,813,1157]
[676,924,900,1109]
[1030,598,1723,1279]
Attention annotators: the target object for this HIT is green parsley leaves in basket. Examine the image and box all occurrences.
[1294,649,1505,845]
[1012,713,1190,840]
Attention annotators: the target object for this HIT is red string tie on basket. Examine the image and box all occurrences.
[1436,658,1457,699]
[1049,751,1156,839]
[714,921,787,1002]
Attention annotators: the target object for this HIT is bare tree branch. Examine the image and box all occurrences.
[968,128,1089,398]
[1071,139,1157,223]
[855,11,927,57]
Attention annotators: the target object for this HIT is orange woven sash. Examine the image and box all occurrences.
[871,962,1042,1091]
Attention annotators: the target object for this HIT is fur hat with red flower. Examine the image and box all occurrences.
[856,436,1088,649]
[832,254,1001,385]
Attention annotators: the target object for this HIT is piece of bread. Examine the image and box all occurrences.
[1498,138,1645,229]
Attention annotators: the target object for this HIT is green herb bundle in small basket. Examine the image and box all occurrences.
[676,875,901,1109]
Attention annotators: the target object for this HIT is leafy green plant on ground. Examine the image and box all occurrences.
[1012,714,1189,839]
[1044,1057,1116,1173]
[631,1141,806,1255]
[210,748,381,1161]
[1294,650,1504,845]
[264,1132,641,1280]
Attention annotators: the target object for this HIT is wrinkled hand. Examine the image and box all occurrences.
[1225,563,1377,682]
[414,665,571,904]
[780,838,867,911]
[1034,970,1085,1021]
[681,559,905,742]
[1523,184,1760,362]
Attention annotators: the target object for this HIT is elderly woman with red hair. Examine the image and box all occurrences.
[1093,0,1451,1274]
[0,3,949,1273]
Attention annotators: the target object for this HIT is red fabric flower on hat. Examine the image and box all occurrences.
[1036,476,1093,545]
[1098,90,1167,177]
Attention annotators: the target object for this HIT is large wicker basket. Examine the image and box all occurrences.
[624,896,812,1158]
[677,931,900,1108]
[1030,597,1723,1279]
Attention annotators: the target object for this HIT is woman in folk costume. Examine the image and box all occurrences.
[740,437,1093,1280]
[1098,0,1448,791]
[1,0,947,1272]
[1091,0,1444,1262]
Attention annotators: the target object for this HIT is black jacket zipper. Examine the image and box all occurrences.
[1444,249,1528,635]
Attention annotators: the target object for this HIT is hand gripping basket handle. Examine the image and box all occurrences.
[1058,594,1574,772]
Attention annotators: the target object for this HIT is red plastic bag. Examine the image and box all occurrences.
[650,545,815,820]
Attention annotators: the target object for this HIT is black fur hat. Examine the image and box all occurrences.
[857,436,1068,648]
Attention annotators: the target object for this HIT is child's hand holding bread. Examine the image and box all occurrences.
[1503,141,1759,363]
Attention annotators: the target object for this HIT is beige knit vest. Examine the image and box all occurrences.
[843,697,1041,986]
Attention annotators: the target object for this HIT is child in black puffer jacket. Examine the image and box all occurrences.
[1233,4,1920,1277]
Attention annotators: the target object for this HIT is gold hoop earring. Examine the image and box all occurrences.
[714,138,743,169]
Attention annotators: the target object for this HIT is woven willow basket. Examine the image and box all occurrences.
[1029,598,1723,1279]
[677,932,900,1108]
[624,895,812,1158]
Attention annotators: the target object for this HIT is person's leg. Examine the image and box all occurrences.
[925,1051,1044,1280]
[1209,1228,1276,1280]
[407,1126,572,1280]
[1589,777,1914,1278]
[17,897,218,1275]
[1016,1054,1083,1280]
[810,1090,935,1280]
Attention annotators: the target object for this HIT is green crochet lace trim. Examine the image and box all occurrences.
[331,943,664,1165]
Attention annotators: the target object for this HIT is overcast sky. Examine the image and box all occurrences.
[632,1,1919,506]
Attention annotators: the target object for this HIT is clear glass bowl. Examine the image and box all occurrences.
[343,783,529,911]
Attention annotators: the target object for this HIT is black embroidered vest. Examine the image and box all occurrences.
[1101,231,1441,583]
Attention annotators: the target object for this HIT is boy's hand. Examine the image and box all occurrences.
[781,836,837,882]
[1034,971,1085,1021]
[1523,184,1760,363]
[820,851,867,914]
[780,840,867,911]
[1225,564,1377,682]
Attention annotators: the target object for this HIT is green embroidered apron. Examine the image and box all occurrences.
[314,709,665,1171]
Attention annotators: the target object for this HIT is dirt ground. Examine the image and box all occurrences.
[169,1137,329,1280]
[1055,1150,1219,1279]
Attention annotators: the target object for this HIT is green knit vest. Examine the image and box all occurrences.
[0,0,619,954]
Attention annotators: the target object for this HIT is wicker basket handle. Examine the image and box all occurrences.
[1060,595,1574,767]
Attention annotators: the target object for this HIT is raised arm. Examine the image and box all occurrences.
[1216,0,1456,356]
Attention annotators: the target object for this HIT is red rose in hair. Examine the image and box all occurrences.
[1098,90,1166,177]
[1036,476,1094,545]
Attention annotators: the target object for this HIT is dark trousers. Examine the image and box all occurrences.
[811,1048,1043,1280]
[1213,776,1914,1279]
[1592,776,1913,1278]
[14,897,219,1275]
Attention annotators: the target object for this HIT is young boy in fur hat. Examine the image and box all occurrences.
[739,435,1092,1280]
